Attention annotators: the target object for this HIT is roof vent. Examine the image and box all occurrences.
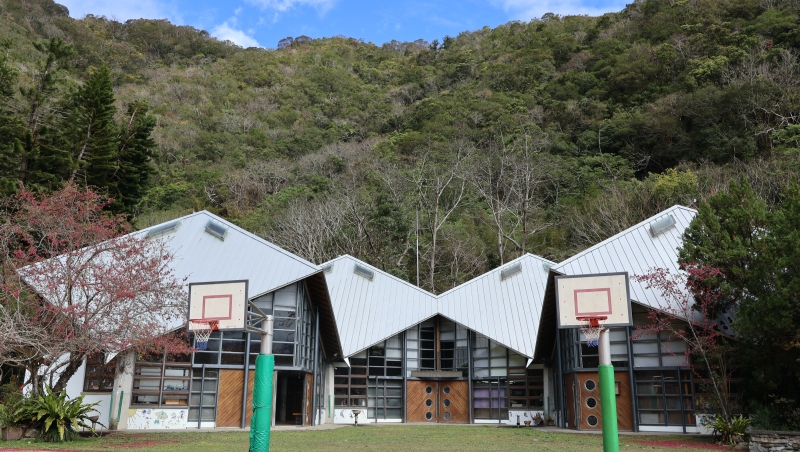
[500,262,522,281]
[321,263,334,273]
[205,220,229,241]
[649,215,676,238]
[146,219,182,238]
[354,264,374,280]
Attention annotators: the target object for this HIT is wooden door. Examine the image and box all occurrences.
[438,381,468,423]
[217,370,244,427]
[564,373,577,429]
[303,373,313,426]
[572,372,633,431]
[407,380,437,422]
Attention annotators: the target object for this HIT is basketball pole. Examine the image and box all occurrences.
[598,328,620,452]
[250,315,274,452]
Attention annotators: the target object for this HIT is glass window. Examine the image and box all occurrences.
[188,368,218,422]
[131,352,190,408]
[83,353,116,392]
[634,370,694,427]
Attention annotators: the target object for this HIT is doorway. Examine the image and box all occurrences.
[276,371,309,426]
[406,380,468,423]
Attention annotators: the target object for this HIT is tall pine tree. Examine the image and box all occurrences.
[64,65,118,191]
[112,100,156,216]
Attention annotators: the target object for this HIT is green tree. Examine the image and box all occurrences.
[0,39,24,195]
[679,179,800,402]
[63,66,119,192]
[112,100,157,216]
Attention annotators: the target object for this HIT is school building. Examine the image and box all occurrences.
[57,205,720,433]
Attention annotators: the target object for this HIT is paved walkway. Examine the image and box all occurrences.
[107,423,706,436]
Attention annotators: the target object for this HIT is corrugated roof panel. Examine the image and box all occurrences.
[437,254,556,358]
[553,205,698,315]
[323,256,437,357]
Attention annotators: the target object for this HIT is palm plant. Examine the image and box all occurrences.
[15,386,103,442]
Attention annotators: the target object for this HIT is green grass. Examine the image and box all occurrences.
[0,426,728,451]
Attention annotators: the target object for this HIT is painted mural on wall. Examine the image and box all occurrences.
[127,408,188,429]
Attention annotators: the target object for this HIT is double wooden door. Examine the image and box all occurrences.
[407,380,468,423]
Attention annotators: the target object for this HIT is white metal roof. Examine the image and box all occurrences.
[438,254,556,359]
[553,205,698,314]
[323,254,556,359]
[138,211,322,329]
[322,255,438,357]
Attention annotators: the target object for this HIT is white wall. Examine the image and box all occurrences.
[64,358,112,431]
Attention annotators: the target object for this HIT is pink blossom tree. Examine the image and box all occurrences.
[0,184,190,393]
[633,264,734,422]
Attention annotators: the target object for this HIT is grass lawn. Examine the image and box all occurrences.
[0,426,729,451]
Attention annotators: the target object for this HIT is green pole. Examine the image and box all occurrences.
[249,354,274,452]
[250,315,274,452]
[598,329,620,452]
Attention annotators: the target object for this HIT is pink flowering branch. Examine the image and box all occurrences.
[0,184,191,392]
[633,264,732,421]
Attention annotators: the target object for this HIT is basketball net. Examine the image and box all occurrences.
[190,320,218,350]
[577,316,607,348]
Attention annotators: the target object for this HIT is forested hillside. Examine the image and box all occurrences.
[1,0,799,294]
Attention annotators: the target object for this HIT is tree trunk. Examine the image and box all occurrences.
[53,354,84,392]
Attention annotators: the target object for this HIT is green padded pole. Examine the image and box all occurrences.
[251,315,275,452]
[598,329,620,452]
[250,353,274,452]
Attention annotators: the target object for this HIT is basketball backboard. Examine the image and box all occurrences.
[554,272,631,328]
[187,280,248,332]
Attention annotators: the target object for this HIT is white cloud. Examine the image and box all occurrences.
[246,0,337,15]
[58,0,180,22]
[491,0,629,20]
[211,19,261,48]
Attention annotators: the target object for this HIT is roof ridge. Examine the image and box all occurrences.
[554,205,694,270]
[145,211,321,272]
[329,254,438,298]
[436,253,556,298]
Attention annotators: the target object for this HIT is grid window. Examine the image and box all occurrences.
[472,334,507,377]
[440,319,469,375]
[367,379,403,420]
[632,310,690,368]
[333,357,367,407]
[419,320,436,370]
[473,379,508,420]
[188,368,218,422]
[83,353,116,392]
[131,352,191,407]
[508,354,544,410]
[635,370,695,426]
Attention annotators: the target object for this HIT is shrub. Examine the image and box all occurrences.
[711,414,751,446]
[751,396,800,432]
[0,380,25,427]
[14,387,102,442]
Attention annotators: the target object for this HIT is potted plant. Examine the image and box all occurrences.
[532,413,543,426]
[545,415,555,426]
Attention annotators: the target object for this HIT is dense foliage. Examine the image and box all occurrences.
[680,179,800,411]
[1,0,799,293]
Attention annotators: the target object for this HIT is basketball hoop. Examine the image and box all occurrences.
[577,316,607,347]
[190,320,218,350]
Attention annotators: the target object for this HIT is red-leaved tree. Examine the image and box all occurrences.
[633,264,735,422]
[0,184,189,393]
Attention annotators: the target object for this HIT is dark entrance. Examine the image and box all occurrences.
[276,371,307,425]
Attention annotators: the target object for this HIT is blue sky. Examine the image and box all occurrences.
[58,0,630,49]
